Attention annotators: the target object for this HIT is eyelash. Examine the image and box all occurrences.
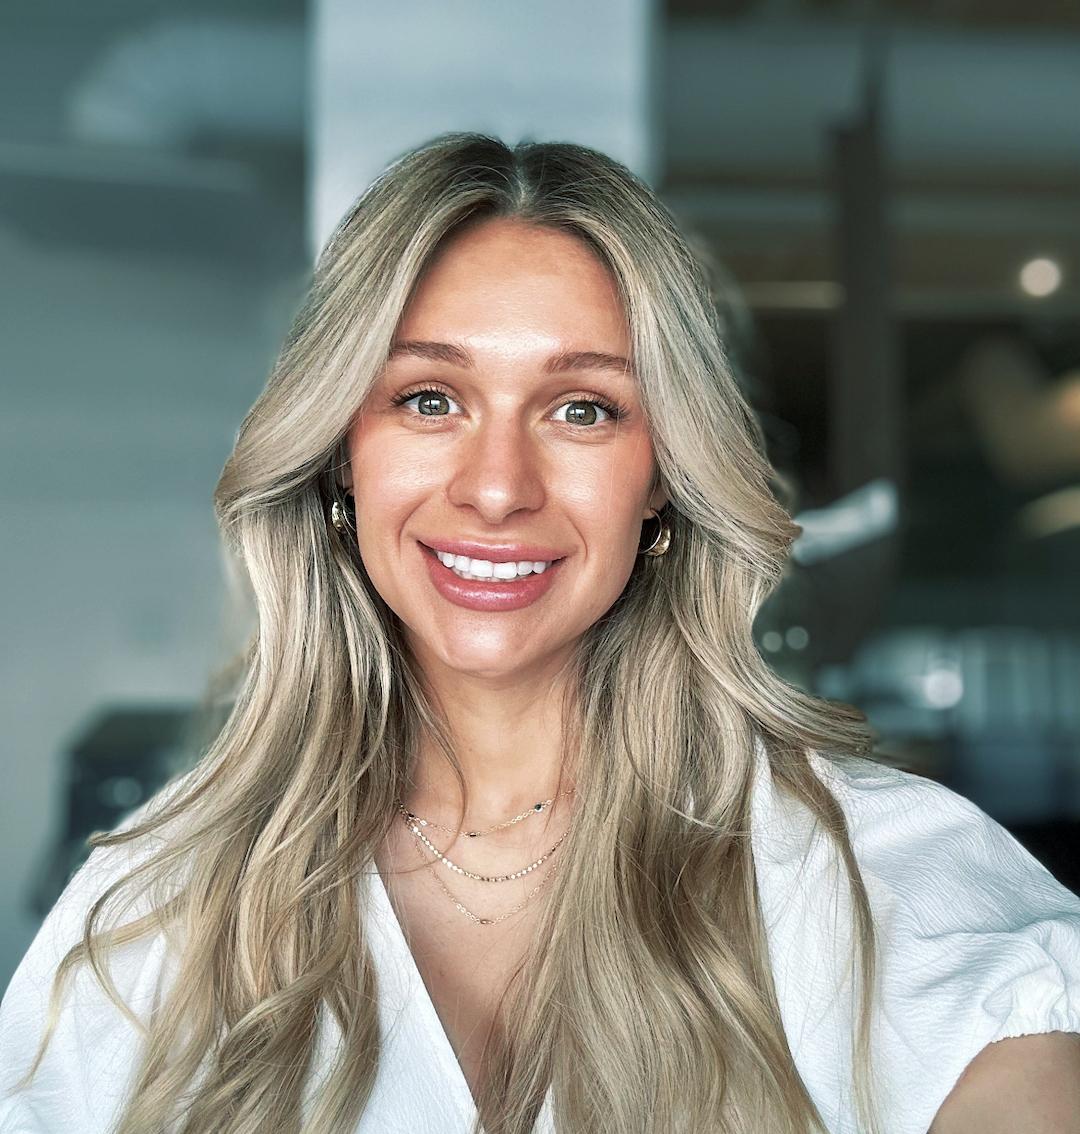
[390,382,626,426]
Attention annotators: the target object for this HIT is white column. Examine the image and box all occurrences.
[310,0,659,259]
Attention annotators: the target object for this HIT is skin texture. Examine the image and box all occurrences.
[927,1031,1080,1133]
[343,216,667,835]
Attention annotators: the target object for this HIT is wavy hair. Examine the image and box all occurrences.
[26,132,886,1134]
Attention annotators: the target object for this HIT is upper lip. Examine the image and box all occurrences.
[420,538,568,563]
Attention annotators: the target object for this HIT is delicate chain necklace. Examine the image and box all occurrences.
[399,786,576,838]
[405,825,557,926]
[398,805,571,881]
[395,785,576,924]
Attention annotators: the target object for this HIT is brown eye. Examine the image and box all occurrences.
[392,388,458,416]
[565,401,599,426]
[392,387,625,427]
[554,397,623,427]
[416,392,450,416]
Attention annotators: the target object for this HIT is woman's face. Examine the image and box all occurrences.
[343,216,667,682]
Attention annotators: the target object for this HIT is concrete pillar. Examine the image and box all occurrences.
[827,33,904,499]
[310,0,660,258]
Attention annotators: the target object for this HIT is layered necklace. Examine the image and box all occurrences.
[395,786,576,926]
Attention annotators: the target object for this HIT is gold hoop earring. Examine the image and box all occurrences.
[330,491,356,534]
[638,509,672,557]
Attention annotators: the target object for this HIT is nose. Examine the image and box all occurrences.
[444,415,547,524]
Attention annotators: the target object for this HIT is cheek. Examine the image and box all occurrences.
[345,445,424,583]
[560,445,655,534]
[348,432,435,514]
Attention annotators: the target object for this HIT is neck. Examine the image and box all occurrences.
[400,648,578,830]
[403,721,576,830]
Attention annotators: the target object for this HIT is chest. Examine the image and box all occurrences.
[374,835,547,1108]
[400,909,527,1099]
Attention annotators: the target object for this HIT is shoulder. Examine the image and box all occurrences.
[750,743,1080,1134]
[803,750,1080,954]
[0,773,194,1133]
[927,1030,1080,1133]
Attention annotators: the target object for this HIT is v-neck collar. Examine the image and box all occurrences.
[361,738,772,1130]
[366,863,556,1133]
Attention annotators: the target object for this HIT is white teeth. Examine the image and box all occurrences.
[433,548,555,582]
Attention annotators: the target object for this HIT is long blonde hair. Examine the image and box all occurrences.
[27,132,885,1133]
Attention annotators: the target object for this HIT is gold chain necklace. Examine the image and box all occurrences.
[398,786,576,838]
[395,786,576,924]
[399,806,571,881]
[405,826,557,926]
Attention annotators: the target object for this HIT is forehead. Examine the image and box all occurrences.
[395,218,630,355]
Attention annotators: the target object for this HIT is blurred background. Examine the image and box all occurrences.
[2,0,1079,990]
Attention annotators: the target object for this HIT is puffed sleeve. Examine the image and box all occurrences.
[0,805,181,1133]
[750,745,1080,1134]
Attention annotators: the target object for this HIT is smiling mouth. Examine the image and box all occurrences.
[420,542,560,582]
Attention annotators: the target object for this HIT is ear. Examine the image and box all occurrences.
[335,435,354,493]
[647,482,669,515]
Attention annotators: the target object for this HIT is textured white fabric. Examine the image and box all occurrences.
[2,742,1079,1133]
[754,749,1080,1133]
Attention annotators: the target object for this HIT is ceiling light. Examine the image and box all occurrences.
[1019,257,1063,298]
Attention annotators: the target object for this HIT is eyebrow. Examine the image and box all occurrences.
[386,339,635,378]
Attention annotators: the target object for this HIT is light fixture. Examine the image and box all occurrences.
[1019,257,1063,298]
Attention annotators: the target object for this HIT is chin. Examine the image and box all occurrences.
[437,641,539,679]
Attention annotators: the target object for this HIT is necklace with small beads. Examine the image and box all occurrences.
[395,786,575,924]
[397,785,576,838]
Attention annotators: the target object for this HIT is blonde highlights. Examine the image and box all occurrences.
[26,132,885,1134]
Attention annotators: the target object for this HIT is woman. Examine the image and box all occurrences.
[2,132,1079,1134]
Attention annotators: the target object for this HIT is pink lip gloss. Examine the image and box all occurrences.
[418,541,565,613]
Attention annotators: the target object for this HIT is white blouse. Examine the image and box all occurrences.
[2,740,1079,1133]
